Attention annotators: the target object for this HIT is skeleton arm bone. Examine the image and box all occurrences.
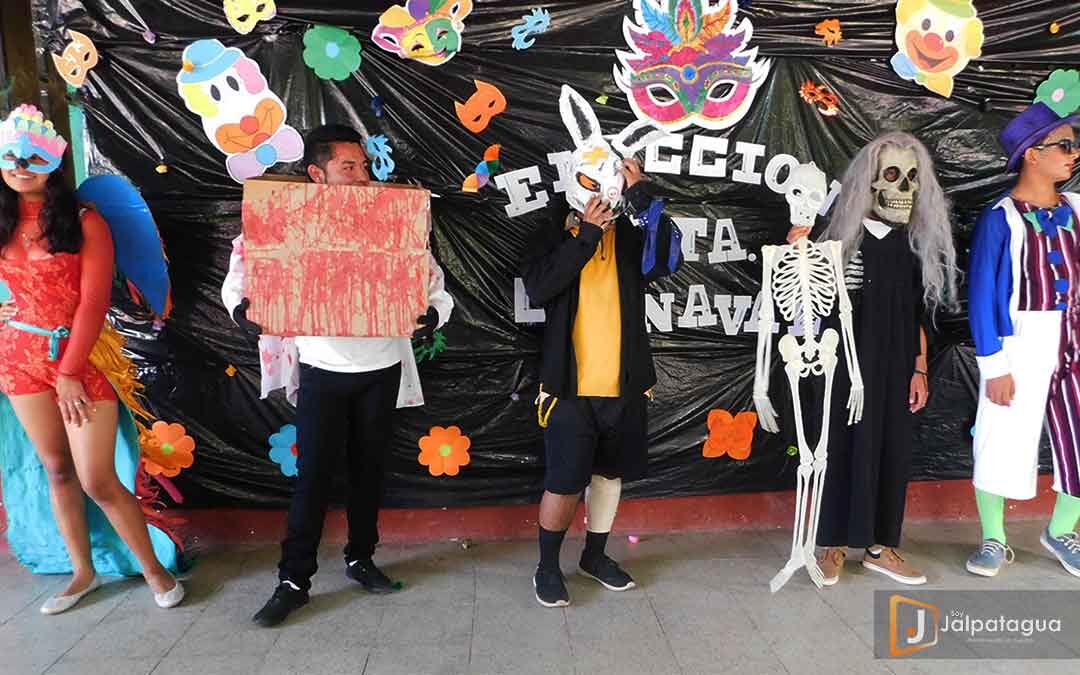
[754,245,781,433]
[828,242,864,425]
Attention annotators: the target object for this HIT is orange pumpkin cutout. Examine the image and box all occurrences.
[418,425,471,476]
[454,80,507,134]
[141,421,196,477]
[702,410,757,460]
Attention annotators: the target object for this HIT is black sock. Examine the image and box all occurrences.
[538,526,567,572]
[582,531,609,562]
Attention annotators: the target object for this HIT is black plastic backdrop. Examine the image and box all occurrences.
[27,0,1080,507]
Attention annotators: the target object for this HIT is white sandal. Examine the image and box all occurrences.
[40,576,101,615]
[154,578,185,609]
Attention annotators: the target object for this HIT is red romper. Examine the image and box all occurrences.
[0,199,116,401]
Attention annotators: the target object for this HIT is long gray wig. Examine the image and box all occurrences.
[819,131,959,315]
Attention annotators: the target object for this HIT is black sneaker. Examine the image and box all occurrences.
[346,558,397,594]
[533,567,570,608]
[252,581,309,627]
[579,554,636,591]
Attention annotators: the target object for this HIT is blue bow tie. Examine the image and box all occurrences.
[1025,204,1075,238]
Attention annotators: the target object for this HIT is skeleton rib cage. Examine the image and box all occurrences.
[753,238,865,592]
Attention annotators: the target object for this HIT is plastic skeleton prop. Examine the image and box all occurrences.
[753,163,865,592]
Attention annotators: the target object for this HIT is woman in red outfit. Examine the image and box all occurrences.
[0,106,183,614]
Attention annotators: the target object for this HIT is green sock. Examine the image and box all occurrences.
[1048,492,1080,538]
[975,488,1007,544]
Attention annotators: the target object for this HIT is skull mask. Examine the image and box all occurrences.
[871,144,919,225]
[785,163,827,227]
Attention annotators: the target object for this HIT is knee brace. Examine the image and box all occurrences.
[584,474,622,533]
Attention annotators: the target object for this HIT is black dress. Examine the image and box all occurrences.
[812,225,925,549]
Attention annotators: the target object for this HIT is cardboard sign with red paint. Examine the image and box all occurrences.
[242,176,430,337]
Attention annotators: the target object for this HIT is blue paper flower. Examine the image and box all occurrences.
[268,424,298,477]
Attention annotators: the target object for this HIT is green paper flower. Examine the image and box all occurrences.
[303,25,362,81]
[1035,69,1080,118]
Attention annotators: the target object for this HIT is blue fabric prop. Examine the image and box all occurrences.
[3,322,69,360]
[637,197,680,275]
[0,278,11,303]
[0,393,180,575]
[76,175,171,316]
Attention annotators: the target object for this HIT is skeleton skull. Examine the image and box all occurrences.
[785,163,827,227]
[871,145,919,225]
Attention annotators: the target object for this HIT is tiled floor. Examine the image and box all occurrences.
[1,520,1078,674]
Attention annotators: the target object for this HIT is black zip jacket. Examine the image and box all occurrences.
[520,183,684,399]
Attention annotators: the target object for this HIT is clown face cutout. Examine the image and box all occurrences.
[224,0,276,35]
[558,85,669,214]
[51,30,98,88]
[785,163,827,228]
[890,0,984,98]
[615,0,771,132]
[871,145,919,225]
[177,40,303,184]
[372,0,473,67]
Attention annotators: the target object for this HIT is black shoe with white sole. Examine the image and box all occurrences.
[252,582,309,628]
[579,554,636,591]
[533,567,570,607]
[346,558,397,594]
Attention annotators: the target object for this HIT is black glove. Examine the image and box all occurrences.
[232,297,263,337]
[412,306,439,343]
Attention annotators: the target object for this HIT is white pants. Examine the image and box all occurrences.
[972,311,1061,500]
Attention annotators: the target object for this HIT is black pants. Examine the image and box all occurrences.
[278,362,401,590]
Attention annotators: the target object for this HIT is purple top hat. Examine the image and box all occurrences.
[1000,102,1079,172]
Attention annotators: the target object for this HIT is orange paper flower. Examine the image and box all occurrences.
[418,425,471,477]
[702,410,757,460]
[142,421,196,477]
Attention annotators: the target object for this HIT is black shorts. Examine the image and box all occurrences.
[541,394,649,495]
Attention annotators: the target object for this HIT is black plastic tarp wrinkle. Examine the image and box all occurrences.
[25,0,1079,507]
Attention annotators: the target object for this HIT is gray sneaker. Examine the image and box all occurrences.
[1040,528,1080,578]
[966,539,1014,577]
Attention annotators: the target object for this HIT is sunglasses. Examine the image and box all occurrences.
[1033,139,1077,155]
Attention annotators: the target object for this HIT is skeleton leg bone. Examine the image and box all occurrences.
[803,329,841,586]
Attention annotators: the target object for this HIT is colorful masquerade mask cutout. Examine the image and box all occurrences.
[455,80,506,134]
[51,30,99,88]
[890,0,984,98]
[0,104,68,174]
[614,0,771,132]
[558,85,669,214]
[224,0,277,35]
[176,39,304,184]
[372,0,473,66]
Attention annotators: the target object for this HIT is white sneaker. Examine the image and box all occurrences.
[154,579,185,609]
[40,576,101,615]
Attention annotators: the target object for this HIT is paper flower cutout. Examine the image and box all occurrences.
[511,8,551,50]
[702,410,756,460]
[799,81,840,117]
[462,144,501,192]
[815,19,842,47]
[303,25,362,81]
[1035,70,1080,118]
[418,425,471,476]
[268,424,298,477]
[142,421,196,477]
[366,134,395,181]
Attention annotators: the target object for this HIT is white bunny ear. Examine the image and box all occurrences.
[611,120,671,157]
[559,85,602,149]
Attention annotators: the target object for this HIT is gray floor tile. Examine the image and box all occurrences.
[258,645,371,675]
[364,642,470,675]
[151,652,266,675]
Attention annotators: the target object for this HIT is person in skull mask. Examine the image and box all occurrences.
[521,86,682,608]
[967,103,1080,579]
[794,131,959,586]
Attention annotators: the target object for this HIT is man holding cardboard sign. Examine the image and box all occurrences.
[222,124,453,627]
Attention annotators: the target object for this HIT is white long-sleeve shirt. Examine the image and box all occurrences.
[221,234,453,408]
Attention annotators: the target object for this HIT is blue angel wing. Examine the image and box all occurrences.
[76,175,171,317]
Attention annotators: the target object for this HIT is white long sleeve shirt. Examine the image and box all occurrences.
[221,234,453,408]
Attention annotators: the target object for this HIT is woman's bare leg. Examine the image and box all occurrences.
[7,392,95,595]
[66,400,174,593]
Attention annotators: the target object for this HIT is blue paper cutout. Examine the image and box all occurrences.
[511,8,551,50]
[366,134,395,181]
